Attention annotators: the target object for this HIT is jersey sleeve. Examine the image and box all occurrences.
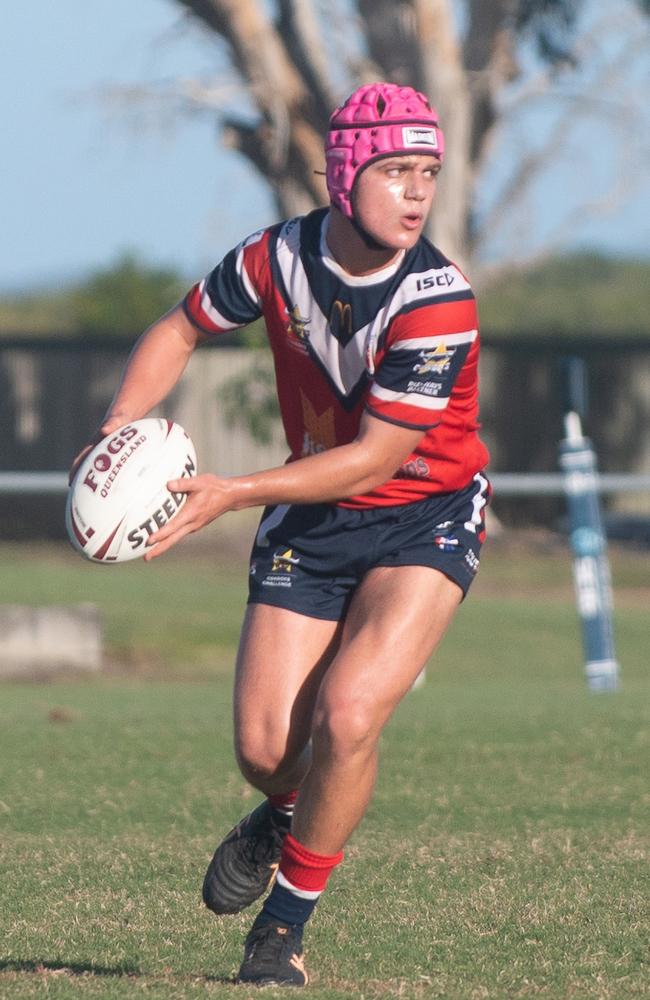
[183,228,267,335]
[366,295,479,429]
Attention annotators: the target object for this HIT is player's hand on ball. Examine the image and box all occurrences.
[144,474,230,560]
[68,414,135,484]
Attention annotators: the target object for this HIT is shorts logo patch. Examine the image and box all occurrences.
[262,548,300,589]
[272,548,299,573]
[433,521,460,552]
[434,535,460,552]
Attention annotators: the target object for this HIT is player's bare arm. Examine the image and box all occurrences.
[68,304,202,480]
[143,413,425,560]
[104,305,202,422]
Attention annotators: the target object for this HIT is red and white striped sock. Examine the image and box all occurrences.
[267,790,298,828]
[260,832,344,926]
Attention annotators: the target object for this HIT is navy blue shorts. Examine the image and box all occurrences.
[247,473,490,622]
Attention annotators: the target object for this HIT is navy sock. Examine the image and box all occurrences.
[267,791,297,832]
[257,879,319,928]
[269,805,292,832]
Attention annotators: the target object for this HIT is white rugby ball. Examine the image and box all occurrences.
[66,418,197,563]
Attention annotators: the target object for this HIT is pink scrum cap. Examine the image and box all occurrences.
[325,82,445,219]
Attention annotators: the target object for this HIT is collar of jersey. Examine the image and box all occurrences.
[320,213,405,287]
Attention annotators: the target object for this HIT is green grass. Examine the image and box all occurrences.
[0,537,648,998]
[0,528,252,672]
[0,528,646,675]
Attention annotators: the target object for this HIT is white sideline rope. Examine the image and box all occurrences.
[0,472,649,496]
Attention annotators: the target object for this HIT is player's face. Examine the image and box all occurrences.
[352,155,440,251]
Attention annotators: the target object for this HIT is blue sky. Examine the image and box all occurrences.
[2,0,649,292]
[1,0,276,291]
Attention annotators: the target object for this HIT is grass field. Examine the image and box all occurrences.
[0,530,648,998]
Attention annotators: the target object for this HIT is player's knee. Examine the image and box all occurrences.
[312,695,378,760]
[235,728,291,784]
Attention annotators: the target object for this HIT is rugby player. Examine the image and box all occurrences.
[73,83,490,987]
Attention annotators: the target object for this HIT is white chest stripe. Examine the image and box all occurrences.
[275,220,472,396]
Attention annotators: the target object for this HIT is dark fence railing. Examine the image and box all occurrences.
[1,333,648,537]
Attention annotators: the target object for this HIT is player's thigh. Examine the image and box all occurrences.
[316,565,462,738]
[234,602,342,758]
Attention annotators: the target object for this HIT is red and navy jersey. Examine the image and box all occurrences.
[184,207,489,508]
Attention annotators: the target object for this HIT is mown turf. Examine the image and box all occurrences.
[0,529,251,672]
[0,538,648,998]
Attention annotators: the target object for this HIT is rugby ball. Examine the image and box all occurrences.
[66,418,197,563]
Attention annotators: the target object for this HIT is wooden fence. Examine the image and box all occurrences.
[1,335,648,535]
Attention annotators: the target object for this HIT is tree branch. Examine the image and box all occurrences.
[276,0,337,129]
[177,0,306,114]
[473,21,650,255]
[176,0,328,213]
[464,2,521,166]
[356,0,422,86]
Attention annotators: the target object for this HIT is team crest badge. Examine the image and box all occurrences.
[287,305,310,347]
[413,344,455,375]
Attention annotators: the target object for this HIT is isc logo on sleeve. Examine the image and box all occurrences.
[415,271,455,292]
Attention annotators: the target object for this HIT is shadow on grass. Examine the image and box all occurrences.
[0,958,140,977]
[0,958,237,985]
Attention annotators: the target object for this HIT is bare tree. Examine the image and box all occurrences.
[123,0,649,274]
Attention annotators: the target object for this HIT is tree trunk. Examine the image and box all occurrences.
[172,0,606,272]
[412,0,473,266]
[177,0,330,216]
